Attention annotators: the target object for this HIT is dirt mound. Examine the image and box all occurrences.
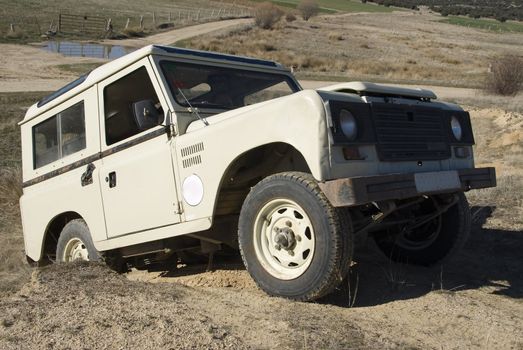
[0,263,370,350]
[0,263,247,349]
[128,267,257,290]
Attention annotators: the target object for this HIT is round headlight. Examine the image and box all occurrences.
[450,116,462,141]
[339,109,357,141]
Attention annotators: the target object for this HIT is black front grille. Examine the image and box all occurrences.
[372,103,451,161]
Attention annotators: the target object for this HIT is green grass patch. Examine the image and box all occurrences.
[252,0,394,13]
[440,16,523,33]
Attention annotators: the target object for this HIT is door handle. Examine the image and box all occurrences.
[106,171,117,188]
[81,163,95,187]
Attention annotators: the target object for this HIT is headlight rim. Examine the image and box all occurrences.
[339,109,358,141]
[450,115,463,141]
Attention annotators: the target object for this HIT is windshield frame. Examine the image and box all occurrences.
[159,59,301,111]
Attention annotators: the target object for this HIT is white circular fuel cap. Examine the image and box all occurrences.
[182,174,204,206]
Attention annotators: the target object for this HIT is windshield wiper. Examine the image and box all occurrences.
[176,86,209,126]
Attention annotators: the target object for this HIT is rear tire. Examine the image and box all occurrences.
[373,193,471,266]
[238,172,353,301]
[56,219,100,263]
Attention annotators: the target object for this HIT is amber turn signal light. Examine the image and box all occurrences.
[342,146,364,160]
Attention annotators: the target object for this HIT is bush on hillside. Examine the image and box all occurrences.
[254,2,283,29]
[485,54,523,96]
[297,0,319,21]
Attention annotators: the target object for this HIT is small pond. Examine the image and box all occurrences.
[43,41,132,59]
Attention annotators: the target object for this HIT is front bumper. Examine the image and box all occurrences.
[318,167,496,207]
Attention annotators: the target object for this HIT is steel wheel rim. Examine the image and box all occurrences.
[253,198,315,280]
[63,238,89,262]
[395,198,443,251]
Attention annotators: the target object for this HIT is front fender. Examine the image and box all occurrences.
[175,90,330,222]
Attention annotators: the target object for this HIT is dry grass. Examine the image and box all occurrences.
[4,29,25,40]
[285,12,297,22]
[328,31,344,41]
[177,12,522,88]
[121,27,147,38]
[0,0,251,43]
[465,105,523,229]
[0,92,46,296]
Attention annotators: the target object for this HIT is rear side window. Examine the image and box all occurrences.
[33,102,85,169]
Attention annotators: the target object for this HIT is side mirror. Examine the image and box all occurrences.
[132,99,161,131]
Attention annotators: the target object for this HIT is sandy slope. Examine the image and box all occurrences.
[1,214,521,350]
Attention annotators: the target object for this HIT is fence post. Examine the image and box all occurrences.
[152,12,156,25]
[125,18,130,29]
[168,12,172,22]
[106,18,112,32]
[140,15,144,29]
[58,13,61,32]
[9,23,14,32]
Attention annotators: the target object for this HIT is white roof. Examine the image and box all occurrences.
[21,45,286,125]
[319,81,437,100]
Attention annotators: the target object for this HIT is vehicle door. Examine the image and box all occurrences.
[98,58,181,238]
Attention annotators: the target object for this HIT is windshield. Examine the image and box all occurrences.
[160,61,300,110]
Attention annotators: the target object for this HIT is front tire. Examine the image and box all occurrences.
[56,219,100,263]
[373,193,471,266]
[238,172,353,301]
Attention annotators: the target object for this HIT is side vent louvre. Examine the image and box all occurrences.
[181,142,204,157]
[182,155,202,169]
[181,142,204,168]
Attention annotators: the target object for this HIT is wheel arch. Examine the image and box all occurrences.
[39,211,84,263]
[212,142,312,217]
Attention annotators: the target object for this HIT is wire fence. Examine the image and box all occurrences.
[4,5,253,39]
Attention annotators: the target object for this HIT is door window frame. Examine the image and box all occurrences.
[98,58,171,152]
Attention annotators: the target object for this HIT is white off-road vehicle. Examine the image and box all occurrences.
[20,45,496,301]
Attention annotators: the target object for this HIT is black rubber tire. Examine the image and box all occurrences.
[373,193,471,266]
[238,172,353,301]
[56,219,100,262]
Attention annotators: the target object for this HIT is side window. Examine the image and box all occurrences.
[104,67,162,145]
[33,101,85,169]
[61,103,86,157]
[33,116,59,169]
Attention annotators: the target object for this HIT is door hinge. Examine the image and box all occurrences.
[175,201,184,214]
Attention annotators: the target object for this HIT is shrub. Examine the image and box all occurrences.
[328,32,343,41]
[5,28,24,40]
[254,2,283,29]
[485,54,523,96]
[122,27,145,38]
[285,13,297,22]
[297,0,319,21]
